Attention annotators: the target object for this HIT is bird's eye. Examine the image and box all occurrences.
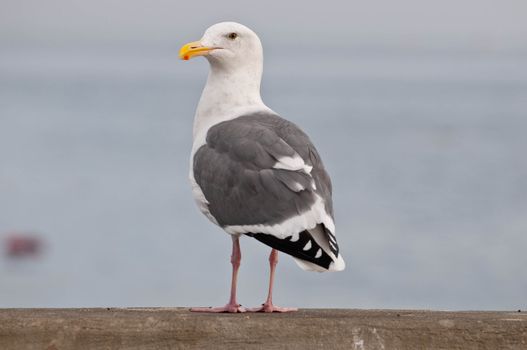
[228,32,238,40]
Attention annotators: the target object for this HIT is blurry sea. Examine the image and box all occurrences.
[1,43,526,309]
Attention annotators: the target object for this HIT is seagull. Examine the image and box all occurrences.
[180,22,345,313]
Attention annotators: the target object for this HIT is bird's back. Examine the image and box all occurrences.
[191,111,344,271]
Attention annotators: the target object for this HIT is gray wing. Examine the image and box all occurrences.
[193,112,333,227]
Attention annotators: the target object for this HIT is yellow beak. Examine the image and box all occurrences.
[179,40,215,60]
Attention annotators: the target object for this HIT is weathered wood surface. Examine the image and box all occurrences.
[0,308,526,349]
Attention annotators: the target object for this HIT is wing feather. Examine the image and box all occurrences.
[192,112,343,271]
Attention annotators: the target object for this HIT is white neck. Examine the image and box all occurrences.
[192,60,271,148]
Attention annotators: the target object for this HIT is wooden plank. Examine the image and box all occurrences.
[0,308,526,349]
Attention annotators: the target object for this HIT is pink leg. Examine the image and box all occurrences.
[248,249,298,313]
[191,236,246,313]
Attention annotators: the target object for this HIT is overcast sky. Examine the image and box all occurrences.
[1,0,527,48]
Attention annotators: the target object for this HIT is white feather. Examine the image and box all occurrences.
[273,155,313,174]
[188,174,219,225]
[293,254,345,272]
[224,195,335,238]
[291,182,305,192]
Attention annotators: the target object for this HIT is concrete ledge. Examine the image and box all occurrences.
[0,308,526,349]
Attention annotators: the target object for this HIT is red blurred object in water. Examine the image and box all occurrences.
[5,234,42,258]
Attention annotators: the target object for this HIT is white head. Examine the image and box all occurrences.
[180,22,271,139]
[179,22,263,73]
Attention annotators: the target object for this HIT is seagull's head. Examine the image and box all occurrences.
[179,22,263,70]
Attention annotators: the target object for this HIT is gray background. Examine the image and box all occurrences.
[1,0,526,310]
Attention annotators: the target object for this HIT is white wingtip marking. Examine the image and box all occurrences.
[315,248,322,258]
[329,254,346,271]
[303,240,312,251]
[293,253,346,273]
[293,258,326,272]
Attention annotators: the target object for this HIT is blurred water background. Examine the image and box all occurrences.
[1,0,526,310]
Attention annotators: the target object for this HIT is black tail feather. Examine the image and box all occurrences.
[246,230,333,269]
